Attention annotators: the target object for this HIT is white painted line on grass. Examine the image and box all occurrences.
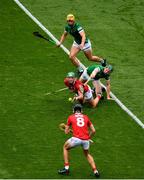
[100,84,144,129]
[13,0,144,129]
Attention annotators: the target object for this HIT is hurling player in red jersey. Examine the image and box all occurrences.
[64,72,101,107]
[58,104,100,177]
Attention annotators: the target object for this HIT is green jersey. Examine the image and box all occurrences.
[65,23,89,44]
[87,65,110,80]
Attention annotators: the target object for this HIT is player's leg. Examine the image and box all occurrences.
[58,137,82,175]
[89,80,102,107]
[84,86,100,108]
[63,141,71,167]
[69,43,81,67]
[84,49,102,62]
[83,149,100,177]
[58,140,71,175]
[83,40,106,66]
[82,140,100,177]
[88,97,100,108]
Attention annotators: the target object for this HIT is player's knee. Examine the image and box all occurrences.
[89,99,96,108]
[83,150,89,157]
[87,56,92,60]
[86,54,93,60]
[91,103,96,108]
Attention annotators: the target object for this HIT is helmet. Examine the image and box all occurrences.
[104,65,113,74]
[73,104,82,112]
[107,65,113,72]
[66,14,75,21]
[66,72,75,78]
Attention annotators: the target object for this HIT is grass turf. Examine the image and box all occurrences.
[0,0,144,178]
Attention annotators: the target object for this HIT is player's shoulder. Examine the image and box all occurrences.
[75,80,83,89]
[92,64,103,71]
[65,24,71,31]
[75,79,82,85]
[68,114,75,119]
[82,114,90,119]
[75,79,82,86]
[75,22,83,30]
[75,22,80,26]
[98,65,104,71]
[94,64,103,69]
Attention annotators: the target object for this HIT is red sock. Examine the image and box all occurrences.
[97,95,101,100]
[64,162,69,170]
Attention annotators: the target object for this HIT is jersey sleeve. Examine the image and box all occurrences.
[65,25,69,33]
[97,67,101,72]
[93,67,101,74]
[77,23,84,33]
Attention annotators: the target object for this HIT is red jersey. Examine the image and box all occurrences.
[64,78,89,94]
[67,112,92,140]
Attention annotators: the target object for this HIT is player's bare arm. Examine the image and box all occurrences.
[89,124,96,138]
[57,31,68,46]
[74,88,84,101]
[84,68,99,85]
[106,80,111,99]
[65,125,70,134]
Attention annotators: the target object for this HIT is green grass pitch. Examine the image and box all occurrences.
[0,0,144,178]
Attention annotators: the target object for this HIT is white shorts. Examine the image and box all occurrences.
[84,85,93,100]
[80,68,89,81]
[72,40,91,51]
[67,137,90,150]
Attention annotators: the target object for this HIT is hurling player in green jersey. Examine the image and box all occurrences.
[57,14,106,68]
[80,64,113,100]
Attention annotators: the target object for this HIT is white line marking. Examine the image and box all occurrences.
[45,87,68,95]
[13,0,144,129]
[100,84,144,129]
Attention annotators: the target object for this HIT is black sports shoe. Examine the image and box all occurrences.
[94,170,100,178]
[101,59,107,67]
[58,168,69,175]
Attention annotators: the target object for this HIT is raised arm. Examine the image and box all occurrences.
[84,68,100,85]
